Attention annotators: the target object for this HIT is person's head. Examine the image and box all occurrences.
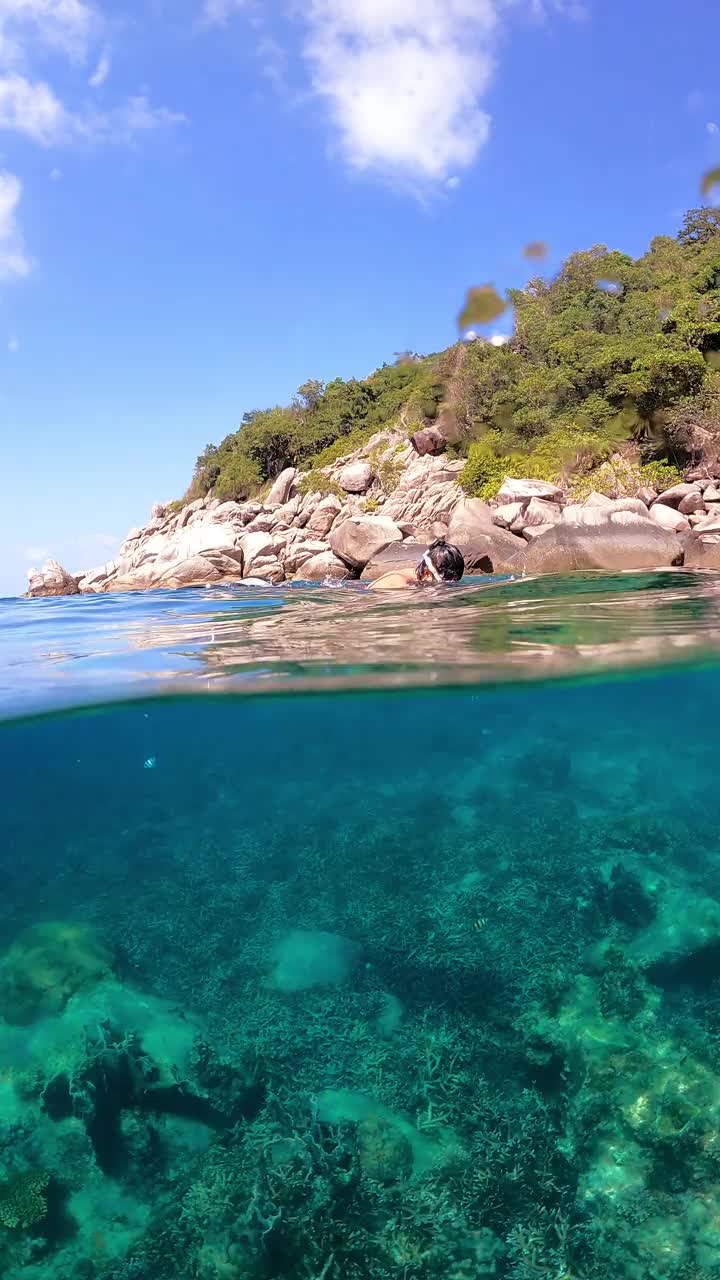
[415,538,465,584]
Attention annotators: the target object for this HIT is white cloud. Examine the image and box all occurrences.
[22,543,50,561]
[707,121,719,136]
[446,175,460,189]
[489,332,509,345]
[49,163,61,177]
[0,71,185,144]
[0,0,95,68]
[88,43,109,87]
[301,0,498,184]
[0,170,31,278]
[7,333,19,350]
[0,70,66,141]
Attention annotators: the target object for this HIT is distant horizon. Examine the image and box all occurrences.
[2,0,719,597]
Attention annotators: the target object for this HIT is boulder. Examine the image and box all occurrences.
[678,492,706,516]
[213,502,245,522]
[410,427,447,457]
[493,502,526,530]
[150,502,166,519]
[606,497,652,516]
[522,523,557,541]
[684,538,720,569]
[266,467,298,507]
[447,499,526,573]
[524,523,684,573]
[294,551,351,582]
[562,504,611,527]
[652,483,700,509]
[283,539,329,575]
[447,498,497,539]
[246,555,284,583]
[584,492,614,508]
[636,487,657,507]
[360,542,426,580]
[26,559,80,598]
[691,512,720,534]
[178,498,205,528]
[329,516,403,570]
[77,560,124,592]
[703,485,720,503]
[306,494,343,537]
[649,504,691,533]
[522,497,563,528]
[497,478,564,503]
[339,462,374,493]
[240,531,277,574]
[156,556,225,588]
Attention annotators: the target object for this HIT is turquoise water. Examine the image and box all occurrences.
[4,577,720,1278]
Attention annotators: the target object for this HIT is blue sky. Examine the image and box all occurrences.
[0,0,719,596]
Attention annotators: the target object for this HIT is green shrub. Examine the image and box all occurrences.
[296,472,345,499]
[213,453,262,501]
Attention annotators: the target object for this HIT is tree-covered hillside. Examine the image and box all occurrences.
[184,208,720,505]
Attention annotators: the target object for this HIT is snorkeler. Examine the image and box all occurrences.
[369,537,465,590]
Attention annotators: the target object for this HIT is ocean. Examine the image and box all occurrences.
[2,573,720,1279]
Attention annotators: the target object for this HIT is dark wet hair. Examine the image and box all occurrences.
[416,538,465,583]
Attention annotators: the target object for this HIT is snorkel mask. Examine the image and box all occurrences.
[416,551,443,583]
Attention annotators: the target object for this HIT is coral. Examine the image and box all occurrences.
[0,922,112,1025]
[0,1170,48,1229]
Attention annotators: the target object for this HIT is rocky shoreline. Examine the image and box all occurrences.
[27,429,720,597]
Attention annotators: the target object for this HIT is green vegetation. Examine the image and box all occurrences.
[185,209,720,506]
[186,361,445,503]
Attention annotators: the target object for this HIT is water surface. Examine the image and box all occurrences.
[2,575,720,1278]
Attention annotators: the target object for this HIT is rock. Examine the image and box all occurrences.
[703,485,720,503]
[649,504,691,533]
[213,501,245,522]
[678,492,706,516]
[493,502,526,529]
[27,559,80,598]
[522,497,563,528]
[77,560,124,592]
[329,516,403,570]
[410,427,447,457]
[156,555,225,588]
[178,497,205,528]
[684,538,720,568]
[691,512,720,534]
[636,487,657,507]
[275,495,302,524]
[652,483,700,509]
[266,467,298,507]
[584,492,614,508]
[562,504,612,527]
[240,531,276,574]
[246,555,284,583]
[244,514,276,533]
[447,499,526,572]
[283,539,329,575]
[524,523,684,573]
[339,462,374,493]
[606,497,653,516]
[360,542,426,580]
[306,494,343,537]
[150,502,166,519]
[497,477,564,503]
[522,523,557,541]
[294,551,351,581]
[447,498,497,539]
[608,511,656,528]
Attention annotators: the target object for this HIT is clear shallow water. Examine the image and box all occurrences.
[4,569,720,716]
[3,577,720,1278]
